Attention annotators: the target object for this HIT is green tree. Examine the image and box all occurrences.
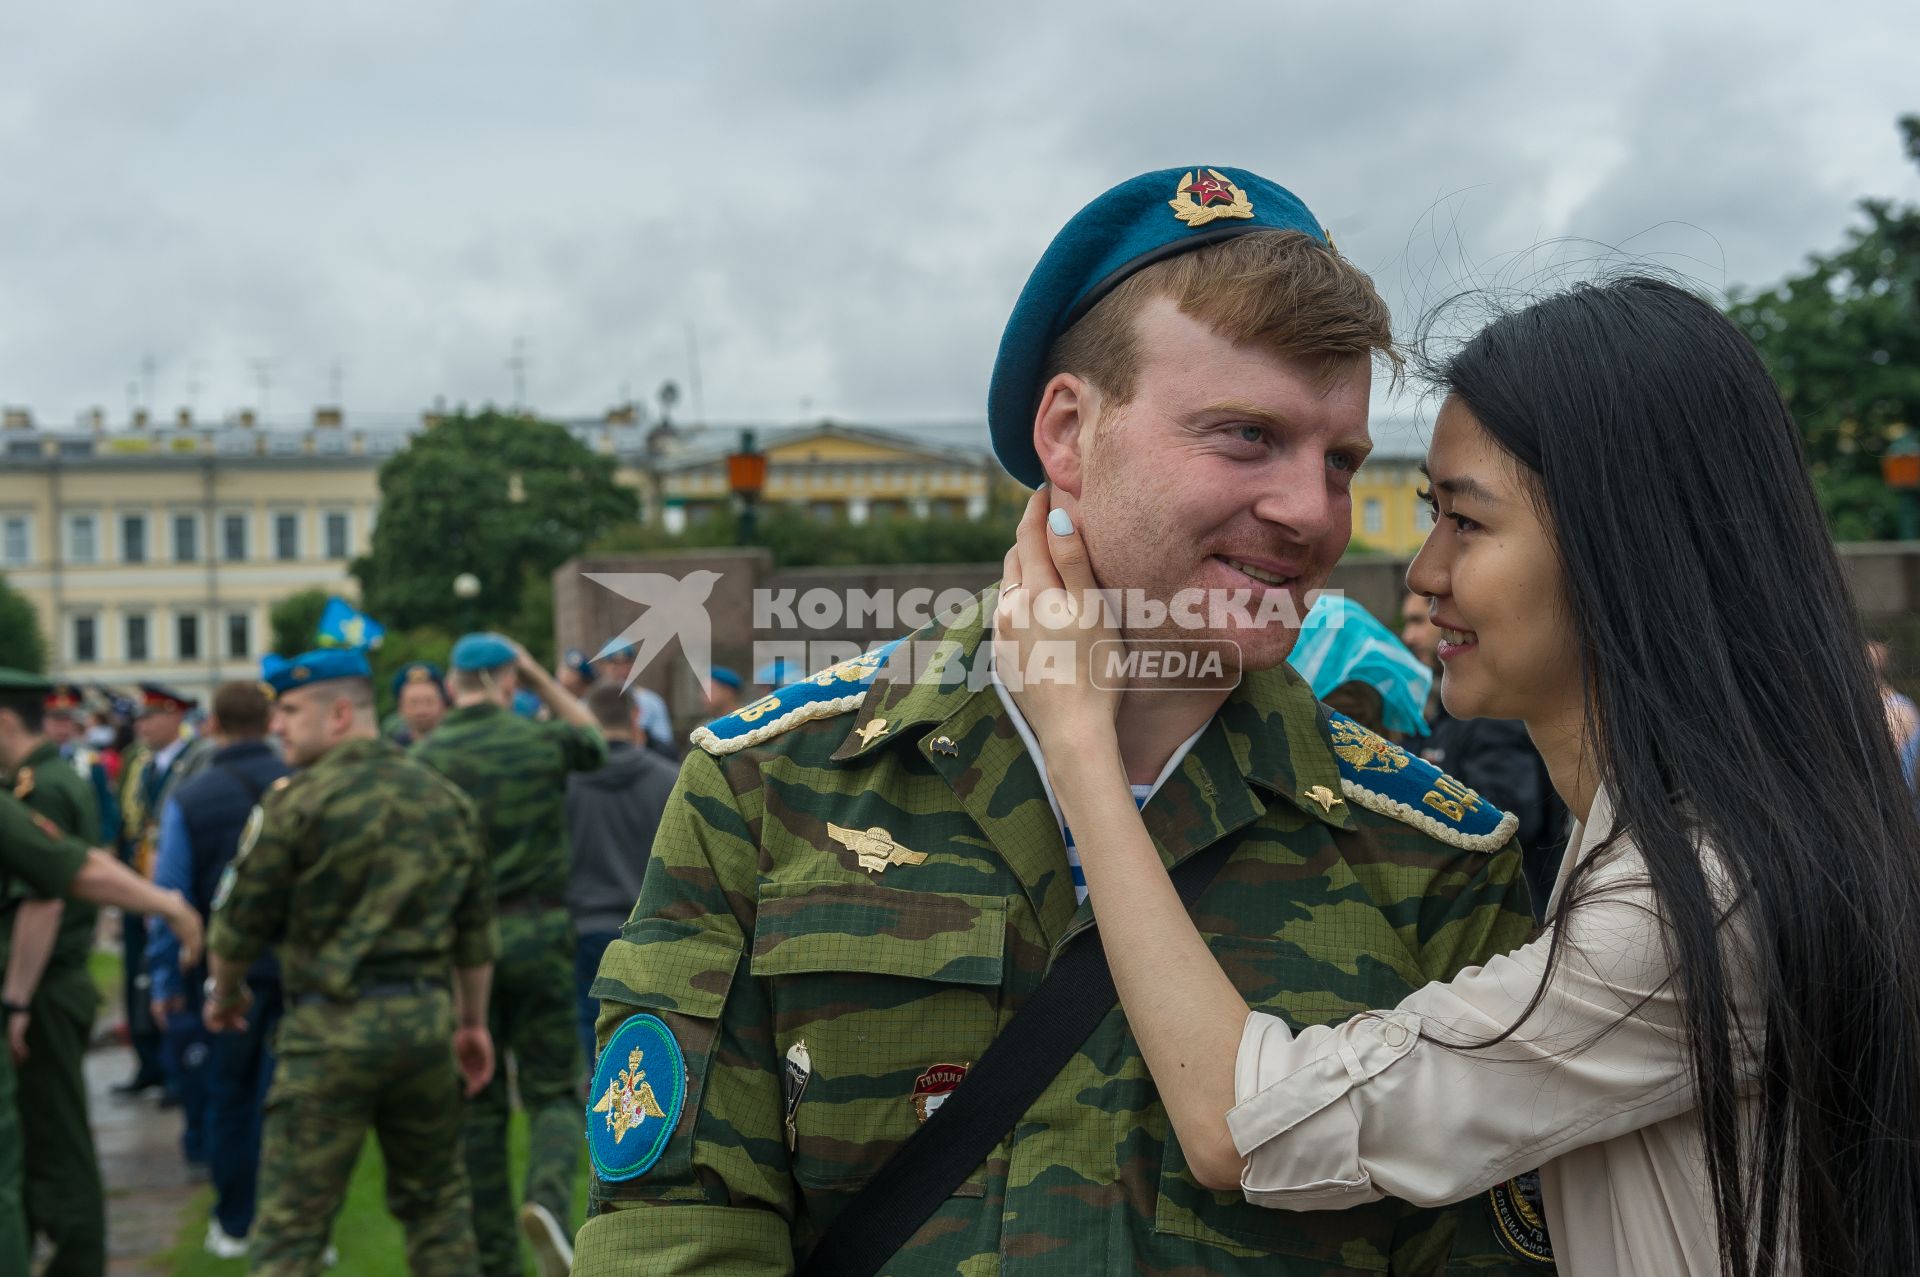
[270,588,333,657]
[0,575,48,673]
[354,409,637,634]
[1727,115,1920,540]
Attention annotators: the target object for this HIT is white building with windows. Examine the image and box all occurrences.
[0,411,392,697]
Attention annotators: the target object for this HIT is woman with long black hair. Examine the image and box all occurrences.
[995,276,1920,1276]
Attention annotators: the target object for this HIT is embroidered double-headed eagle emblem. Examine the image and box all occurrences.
[592,1046,668,1144]
[1169,169,1255,227]
[1329,714,1411,774]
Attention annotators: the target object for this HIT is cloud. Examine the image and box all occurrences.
[0,0,1913,445]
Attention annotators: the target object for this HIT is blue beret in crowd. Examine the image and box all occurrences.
[390,661,448,703]
[987,166,1330,488]
[264,649,373,696]
[451,632,517,672]
[708,666,743,691]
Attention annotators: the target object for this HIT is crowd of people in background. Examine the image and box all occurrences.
[0,633,803,1273]
[0,604,1915,1271]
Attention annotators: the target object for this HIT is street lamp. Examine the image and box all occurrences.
[1883,434,1920,541]
[728,429,768,546]
[453,572,481,632]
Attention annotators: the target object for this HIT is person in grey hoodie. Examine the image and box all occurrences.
[564,682,680,1071]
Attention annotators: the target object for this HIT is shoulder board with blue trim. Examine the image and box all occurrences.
[691,637,907,757]
[1324,710,1518,852]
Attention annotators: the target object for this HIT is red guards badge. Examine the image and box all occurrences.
[912,1063,968,1123]
[1168,169,1254,228]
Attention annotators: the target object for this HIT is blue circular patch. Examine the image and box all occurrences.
[586,1013,687,1183]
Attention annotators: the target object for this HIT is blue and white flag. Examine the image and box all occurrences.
[315,596,387,651]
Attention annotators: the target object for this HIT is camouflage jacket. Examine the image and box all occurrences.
[412,703,606,903]
[208,737,499,1007]
[573,599,1543,1276]
[4,739,101,967]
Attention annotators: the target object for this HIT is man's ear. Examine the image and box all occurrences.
[1032,373,1095,498]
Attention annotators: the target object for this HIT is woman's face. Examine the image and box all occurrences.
[1406,398,1584,732]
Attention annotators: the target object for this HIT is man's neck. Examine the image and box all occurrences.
[1111,687,1230,786]
[452,693,495,711]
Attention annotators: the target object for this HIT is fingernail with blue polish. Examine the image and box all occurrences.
[1048,509,1074,537]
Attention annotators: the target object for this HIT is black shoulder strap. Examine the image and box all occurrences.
[797,833,1243,1277]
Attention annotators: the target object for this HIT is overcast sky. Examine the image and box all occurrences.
[0,2,1913,456]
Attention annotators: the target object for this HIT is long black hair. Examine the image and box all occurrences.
[1429,277,1920,1277]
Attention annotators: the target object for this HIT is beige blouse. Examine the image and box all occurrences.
[1228,784,1761,1276]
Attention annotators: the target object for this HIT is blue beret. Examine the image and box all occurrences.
[511,689,544,719]
[265,648,372,695]
[987,166,1329,488]
[451,632,517,672]
[564,647,598,682]
[709,666,743,691]
[390,661,447,702]
[754,658,803,688]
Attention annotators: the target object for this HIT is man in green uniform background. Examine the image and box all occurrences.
[205,648,498,1276]
[0,669,106,1276]
[413,633,604,1277]
[572,168,1545,1275]
[0,776,203,1274]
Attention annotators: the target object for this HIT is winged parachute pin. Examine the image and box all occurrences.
[827,823,929,875]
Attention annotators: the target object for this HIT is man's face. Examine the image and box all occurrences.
[397,683,446,736]
[1399,591,1441,668]
[706,683,741,716]
[0,709,27,769]
[270,686,336,768]
[44,715,78,747]
[1067,298,1372,672]
[136,709,183,751]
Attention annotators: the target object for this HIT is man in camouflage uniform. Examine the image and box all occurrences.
[0,780,204,1274]
[413,632,605,1277]
[0,670,107,1275]
[205,649,499,1276]
[573,168,1547,1276]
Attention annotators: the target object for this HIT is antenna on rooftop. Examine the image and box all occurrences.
[509,336,529,411]
[249,358,275,424]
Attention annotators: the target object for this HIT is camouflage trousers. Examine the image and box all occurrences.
[252,992,477,1277]
[466,908,581,1277]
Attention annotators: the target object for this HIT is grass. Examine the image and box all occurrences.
[164,1110,591,1276]
[88,947,122,1010]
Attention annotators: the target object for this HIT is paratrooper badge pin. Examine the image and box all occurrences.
[929,735,958,757]
[827,823,928,875]
[1168,168,1255,228]
[783,1039,811,1152]
[12,768,33,800]
[854,718,889,747]
[587,1014,686,1183]
[912,1063,968,1123]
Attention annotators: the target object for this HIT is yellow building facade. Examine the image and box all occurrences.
[0,416,391,696]
[1347,454,1433,556]
[656,423,995,530]
[0,415,1000,696]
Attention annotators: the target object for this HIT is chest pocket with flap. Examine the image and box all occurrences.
[750,879,1007,1193]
